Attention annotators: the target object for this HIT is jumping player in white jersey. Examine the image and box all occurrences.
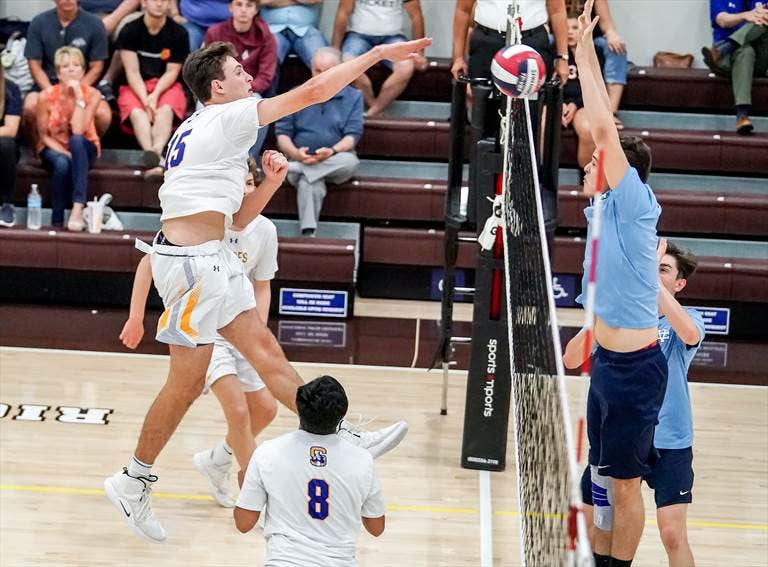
[235,375,386,567]
[105,36,430,542]
[120,158,279,507]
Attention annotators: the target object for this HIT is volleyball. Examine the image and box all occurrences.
[490,44,546,98]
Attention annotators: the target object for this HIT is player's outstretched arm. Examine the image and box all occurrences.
[258,37,432,126]
[575,0,627,189]
[232,150,289,229]
[119,254,152,349]
[563,327,589,370]
[362,515,385,537]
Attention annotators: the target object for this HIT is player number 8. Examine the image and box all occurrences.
[307,479,329,520]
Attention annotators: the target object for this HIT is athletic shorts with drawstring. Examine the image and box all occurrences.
[148,231,256,347]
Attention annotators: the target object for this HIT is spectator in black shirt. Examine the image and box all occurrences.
[116,0,190,178]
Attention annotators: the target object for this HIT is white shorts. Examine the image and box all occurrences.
[149,235,256,347]
[204,340,266,394]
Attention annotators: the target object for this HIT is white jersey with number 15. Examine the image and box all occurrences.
[237,430,385,567]
[158,96,262,228]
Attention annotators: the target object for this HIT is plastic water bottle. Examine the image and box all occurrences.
[26,184,42,230]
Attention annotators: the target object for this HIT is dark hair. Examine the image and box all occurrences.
[620,135,652,183]
[665,241,698,280]
[246,156,259,180]
[296,376,349,435]
[182,41,236,103]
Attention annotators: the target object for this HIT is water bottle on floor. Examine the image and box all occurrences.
[27,184,42,230]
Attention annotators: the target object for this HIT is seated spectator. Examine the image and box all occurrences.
[204,0,276,156]
[79,0,143,102]
[702,0,768,134]
[23,0,111,145]
[170,0,231,51]
[275,48,362,237]
[0,65,22,228]
[332,0,427,117]
[36,47,101,231]
[80,0,141,37]
[259,0,328,69]
[562,14,605,168]
[589,0,628,129]
[116,0,189,178]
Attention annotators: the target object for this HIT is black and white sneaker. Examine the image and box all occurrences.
[104,468,166,543]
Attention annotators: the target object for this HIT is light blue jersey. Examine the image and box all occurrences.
[576,166,661,329]
[654,309,706,449]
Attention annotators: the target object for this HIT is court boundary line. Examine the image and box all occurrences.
[2,346,764,389]
[1,484,766,532]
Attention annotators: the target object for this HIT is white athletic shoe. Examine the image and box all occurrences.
[193,450,236,508]
[337,418,409,459]
[104,469,166,543]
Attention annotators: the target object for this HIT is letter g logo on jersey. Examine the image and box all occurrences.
[309,446,327,467]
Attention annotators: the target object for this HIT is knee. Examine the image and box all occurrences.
[173,374,206,405]
[69,134,87,148]
[611,478,640,503]
[228,400,252,433]
[735,45,756,62]
[254,397,278,431]
[659,522,685,551]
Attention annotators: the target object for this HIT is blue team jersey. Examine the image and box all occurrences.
[576,166,661,329]
[654,309,706,449]
[709,0,759,43]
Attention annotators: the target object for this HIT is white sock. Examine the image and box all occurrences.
[211,440,233,467]
[127,456,152,478]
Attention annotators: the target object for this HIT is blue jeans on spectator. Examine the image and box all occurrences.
[341,32,408,71]
[594,35,628,85]
[274,27,328,67]
[40,135,97,225]
[184,20,208,52]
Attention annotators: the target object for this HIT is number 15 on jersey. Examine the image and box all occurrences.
[164,129,192,170]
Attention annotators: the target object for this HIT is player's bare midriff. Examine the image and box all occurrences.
[594,315,658,353]
[162,212,227,246]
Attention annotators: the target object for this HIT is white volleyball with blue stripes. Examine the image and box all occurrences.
[490,44,546,98]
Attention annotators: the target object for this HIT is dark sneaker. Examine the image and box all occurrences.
[97,80,115,102]
[141,150,161,168]
[0,203,16,227]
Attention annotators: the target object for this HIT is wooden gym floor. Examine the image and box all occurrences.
[0,346,766,566]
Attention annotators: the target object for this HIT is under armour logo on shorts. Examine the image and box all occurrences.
[212,265,220,272]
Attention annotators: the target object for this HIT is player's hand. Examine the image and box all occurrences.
[604,29,626,54]
[314,147,335,161]
[377,37,433,64]
[656,237,668,264]
[451,56,468,80]
[119,317,144,349]
[562,102,577,127]
[262,150,288,183]
[576,0,600,55]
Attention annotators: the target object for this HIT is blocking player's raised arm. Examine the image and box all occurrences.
[574,0,627,189]
[258,37,432,126]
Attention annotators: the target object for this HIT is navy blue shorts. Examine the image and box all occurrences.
[581,447,694,508]
[587,343,668,479]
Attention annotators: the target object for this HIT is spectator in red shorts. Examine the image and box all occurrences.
[204,0,276,157]
[116,0,190,178]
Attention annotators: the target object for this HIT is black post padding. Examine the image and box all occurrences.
[461,142,511,472]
